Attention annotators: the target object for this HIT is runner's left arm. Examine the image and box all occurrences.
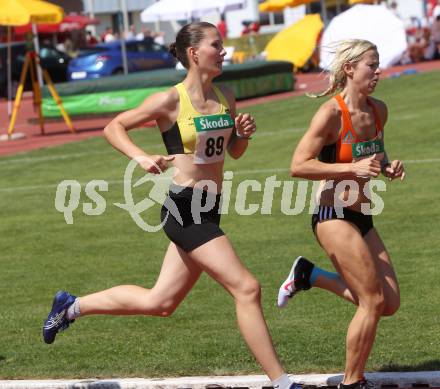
[221,86,255,159]
[374,99,405,181]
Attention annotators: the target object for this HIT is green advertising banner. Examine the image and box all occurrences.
[42,71,293,118]
[42,87,168,117]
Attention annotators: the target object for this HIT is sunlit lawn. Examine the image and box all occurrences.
[0,71,439,378]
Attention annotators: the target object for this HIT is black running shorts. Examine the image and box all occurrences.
[311,205,374,237]
[160,184,225,252]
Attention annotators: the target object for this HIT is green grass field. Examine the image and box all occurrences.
[1,71,439,379]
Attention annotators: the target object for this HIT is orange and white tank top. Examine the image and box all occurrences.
[318,94,384,164]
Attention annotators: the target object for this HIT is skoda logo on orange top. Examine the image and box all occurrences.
[352,139,384,159]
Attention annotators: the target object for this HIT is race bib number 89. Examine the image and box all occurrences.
[193,114,233,164]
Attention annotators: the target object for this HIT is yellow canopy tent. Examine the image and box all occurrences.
[0,0,74,137]
[259,0,365,13]
[349,0,375,4]
[258,0,337,25]
[259,0,317,13]
[265,13,323,69]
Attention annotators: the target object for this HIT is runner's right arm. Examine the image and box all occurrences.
[103,90,177,173]
[291,101,381,180]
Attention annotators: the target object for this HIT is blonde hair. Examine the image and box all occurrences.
[310,39,378,98]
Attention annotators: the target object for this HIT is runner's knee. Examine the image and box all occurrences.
[360,291,386,316]
[233,275,261,303]
[159,300,179,317]
[141,292,181,317]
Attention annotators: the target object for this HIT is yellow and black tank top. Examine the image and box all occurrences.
[161,83,234,164]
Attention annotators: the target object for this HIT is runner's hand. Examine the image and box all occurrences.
[235,113,256,139]
[384,159,405,181]
[135,155,175,174]
[351,154,381,177]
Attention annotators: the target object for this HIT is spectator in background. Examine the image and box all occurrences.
[426,14,440,59]
[401,28,429,64]
[432,0,440,21]
[241,20,260,57]
[217,14,227,38]
[250,21,260,34]
[389,1,401,19]
[411,31,429,61]
[241,20,251,36]
[24,31,35,51]
[136,26,152,41]
[153,31,165,45]
[241,20,260,36]
[125,25,137,40]
[63,38,75,57]
[432,15,440,53]
[86,30,98,46]
[103,27,115,43]
[41,39,55,50]
[99,28,106,41]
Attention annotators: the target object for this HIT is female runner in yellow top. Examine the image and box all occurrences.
[43,22,299,389]
[277,39,405,389]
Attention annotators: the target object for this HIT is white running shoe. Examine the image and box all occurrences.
[277,256,314,308]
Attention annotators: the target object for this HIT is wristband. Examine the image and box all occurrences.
[381,163,390,175]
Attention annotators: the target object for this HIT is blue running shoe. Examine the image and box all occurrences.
[43,290,76,344]
[289,383,303,389]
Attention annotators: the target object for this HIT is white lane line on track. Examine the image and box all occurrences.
[0,159,439,193]
[0,129,307,165]
[0,145,164,165]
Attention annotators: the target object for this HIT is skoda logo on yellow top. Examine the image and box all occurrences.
[194,114,234,132]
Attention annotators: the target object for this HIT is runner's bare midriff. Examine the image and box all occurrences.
[171,154,225,192]
[317,175,375,213]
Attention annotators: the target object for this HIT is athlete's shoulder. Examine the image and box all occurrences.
[135,87,180,121]
[369,96,387,112]
[307,96,341,137]
[369,96,388,125]
[318,97,342,120]
[216,83,233,97]
[216,84,235,104]
[147,87,179,112]
[161,86,180,107]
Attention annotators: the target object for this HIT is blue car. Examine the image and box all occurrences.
[68,38,176,81]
